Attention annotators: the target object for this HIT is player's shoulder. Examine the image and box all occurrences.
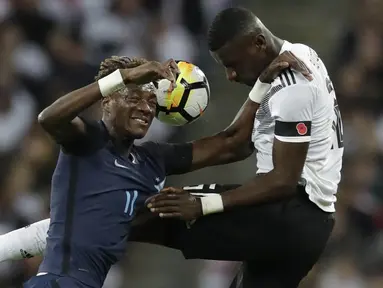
[135,141,164,161]
[268,42,318,98]
[268,68,315,103]
[81,119,110,149]
[134,141,170,172]
[60,118,110,156]
[136,141,160,151]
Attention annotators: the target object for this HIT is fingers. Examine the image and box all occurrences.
[159,212,182,218]
[282,52,313,81]
[159,67,176,87]
[137,59,179,88]
[146,193,179,207]
[147,60,175,87]
[260,60,290,83]
[287,52,312,73]
[149,200,181,210]
[162,59,179,90]
[161,187,183,194]
[276,61,289,70]
[147,198,182,218]
[164,59,180,75]
[151,206,180,214]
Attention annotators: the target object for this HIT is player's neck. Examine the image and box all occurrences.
[254,36,284,79]
[113,138,134,157]
[109,132,135,155]
[102,118,135,154]
[268,35,284,61]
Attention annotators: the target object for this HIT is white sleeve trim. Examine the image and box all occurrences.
[0,219,49,262]
[275,135,311,143]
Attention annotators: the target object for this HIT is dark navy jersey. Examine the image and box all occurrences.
[39,120,192,288]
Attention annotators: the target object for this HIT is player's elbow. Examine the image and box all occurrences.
[232,143,254,161]
[38,107,60,131]
[271,171,300,196]
[222,128,252,153]
[38,110,51,129]
[219,137,254,164]
[38,109,59,133]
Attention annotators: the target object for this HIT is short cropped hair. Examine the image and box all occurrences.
[95,56,148,81]
[208,7,258,52]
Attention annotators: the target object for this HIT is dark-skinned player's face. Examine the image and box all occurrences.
[104,85,157,139]
[211,34,269,87]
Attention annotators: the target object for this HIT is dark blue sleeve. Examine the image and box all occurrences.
[59,119,107,156]
[141,142,193,175]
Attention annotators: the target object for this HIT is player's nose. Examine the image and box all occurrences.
[225,68,237,82]
[136,100,153,114]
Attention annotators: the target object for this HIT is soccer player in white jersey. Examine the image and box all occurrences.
[0,7,341,288]
[146,7,343,287]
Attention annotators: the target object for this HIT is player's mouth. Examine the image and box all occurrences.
[131,116,149,126]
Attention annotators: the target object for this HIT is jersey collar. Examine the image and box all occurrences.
[279,40,292,55]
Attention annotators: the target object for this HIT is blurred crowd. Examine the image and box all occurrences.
[315,0,383,287]
[0,0,382,287]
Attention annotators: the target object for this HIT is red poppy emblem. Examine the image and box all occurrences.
[296,123,308,136]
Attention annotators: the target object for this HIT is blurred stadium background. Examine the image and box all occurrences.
[0,0,382,287]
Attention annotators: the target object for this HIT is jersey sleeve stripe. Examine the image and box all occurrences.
[278,69,296,87]
[275,120,312,137]
[282,71,291,85]
[288,69,296,84]
[275,135,311,143]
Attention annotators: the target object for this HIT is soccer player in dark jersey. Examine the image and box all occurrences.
[22,57,193,288]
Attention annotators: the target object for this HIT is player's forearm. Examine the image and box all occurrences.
[38,83,102,128]
[190,134,254,170]
[190,100,259,171]
[38,69,134,129]
[221,171,297,209]
[0,219,50,262]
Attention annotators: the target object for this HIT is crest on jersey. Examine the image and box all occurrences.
[296,122,308,136]
[154,178,165,192]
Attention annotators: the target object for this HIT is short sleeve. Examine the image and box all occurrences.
[269,84,317,143]
[141,142,193,175]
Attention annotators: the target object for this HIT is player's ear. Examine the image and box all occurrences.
[101,96,113,114]
[250,33,266,51]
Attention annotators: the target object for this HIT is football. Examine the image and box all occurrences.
[155,61,210,126]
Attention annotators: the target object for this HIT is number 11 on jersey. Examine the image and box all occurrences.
[124,190,138,216]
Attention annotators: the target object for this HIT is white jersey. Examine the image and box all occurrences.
[251,41,344,212]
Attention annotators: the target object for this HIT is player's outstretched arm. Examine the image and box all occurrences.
[38,58,178,146]
[0,219,50,262]
[189,52,312,171]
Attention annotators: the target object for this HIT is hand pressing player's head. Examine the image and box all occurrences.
[95,56,157,140]
[208,7,310,86]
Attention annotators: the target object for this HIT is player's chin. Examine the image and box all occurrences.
[126,121,151,139]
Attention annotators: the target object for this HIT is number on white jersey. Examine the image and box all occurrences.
[326,77,344,149]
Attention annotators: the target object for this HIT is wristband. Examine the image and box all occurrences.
[199,193,224,215]
[248,79,271,103]
[98,69,125,97]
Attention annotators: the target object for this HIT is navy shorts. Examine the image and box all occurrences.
[24,273,90,288]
